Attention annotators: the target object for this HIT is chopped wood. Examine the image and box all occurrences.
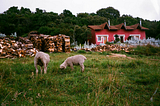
[0,38,38,58]
[28,33,70,53]
[89,44,131,52]
[0,33,71,58]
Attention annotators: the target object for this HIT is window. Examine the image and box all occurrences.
[129,34,141,40]
[96,35,109,43]
[98,36,101,41]
[113,34,125,43]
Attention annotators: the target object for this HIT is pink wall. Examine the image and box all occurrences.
[89,29,146,45]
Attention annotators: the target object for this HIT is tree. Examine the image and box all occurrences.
[114,34,120,43]
[62,9,74,17]
[4,6,19,14]
[77,13,89,18]
[38,26,52,35]
[96,7,120,19]
[117,14,138,26]
[156,21,160,39]
[73,25,91,44]
[35,8,43,14]
[20,7,31,15]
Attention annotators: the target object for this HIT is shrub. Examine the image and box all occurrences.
[99,51,111,55]
[105,41,112,45]
[114,34,120,43]
[77,50,86,53]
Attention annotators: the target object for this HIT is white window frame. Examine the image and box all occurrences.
[113,34,125,42]
[97,36,102,42]
[129,34,141,40]
[96,35,109,43]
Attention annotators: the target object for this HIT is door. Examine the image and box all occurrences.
[103,36,108,44]
[120,36,124,43]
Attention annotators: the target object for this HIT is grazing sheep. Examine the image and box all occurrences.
[60,55,87,72]
[34,52,50,75]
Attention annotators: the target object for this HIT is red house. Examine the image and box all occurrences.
[88,21,149,45]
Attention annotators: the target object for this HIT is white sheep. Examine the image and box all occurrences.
[34,52,50,75]
[60,55,87,72]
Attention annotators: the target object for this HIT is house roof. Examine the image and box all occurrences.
[88,22,149,31]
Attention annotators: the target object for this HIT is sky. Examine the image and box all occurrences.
[0,0,160,21]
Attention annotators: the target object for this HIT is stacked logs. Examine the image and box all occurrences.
[0,32,71,58]
[0,38,38,58]
[80,44,131,52]
[29,34,70,53]
[18,37,32,44]
[44,36,56,52]
[54,34,63,52]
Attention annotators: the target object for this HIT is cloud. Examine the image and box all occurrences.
[151,0,159,15]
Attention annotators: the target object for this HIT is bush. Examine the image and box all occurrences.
[114,34,120,43]
[77,50,86,53]
[105,41,112,45]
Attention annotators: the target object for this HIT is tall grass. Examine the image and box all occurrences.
[130,44,160,56]
[0,52,160,105]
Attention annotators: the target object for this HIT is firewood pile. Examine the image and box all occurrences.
[80,44,131,52]
[54,34,63,52]
[18,37,32,44]
[43,36,55,52]
[29,34,70,53]
[0,38,37,58]
[62,35,70,52]
[0,33,71,58]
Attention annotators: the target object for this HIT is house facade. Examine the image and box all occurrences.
[88,21,149,45]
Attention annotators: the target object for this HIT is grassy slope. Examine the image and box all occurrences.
[0,52,160,105]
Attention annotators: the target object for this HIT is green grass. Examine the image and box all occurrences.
[0,52,160,105]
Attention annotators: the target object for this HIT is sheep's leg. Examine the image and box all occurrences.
[35,64,38,76]
[41,66,43,75]
[69,63,74,70]
[80,63,84,72]
[34,62,38,75]
[44,64,47,74]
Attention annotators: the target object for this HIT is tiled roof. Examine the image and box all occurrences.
[88,22,149,31]
[88,25,103,30]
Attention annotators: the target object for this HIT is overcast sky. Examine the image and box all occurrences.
[1,0,160,21]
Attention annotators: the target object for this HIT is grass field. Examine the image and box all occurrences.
[0,50,160,105]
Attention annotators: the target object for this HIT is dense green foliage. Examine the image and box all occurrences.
[0,51,160,105]
[0,6,160,44]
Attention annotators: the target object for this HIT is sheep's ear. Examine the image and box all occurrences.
[35,49,39,53]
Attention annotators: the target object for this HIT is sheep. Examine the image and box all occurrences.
[60,55,87,72]
[34,51,50,75]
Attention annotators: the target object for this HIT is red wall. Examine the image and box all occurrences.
[88,29,96,44]
[89,29,146,45]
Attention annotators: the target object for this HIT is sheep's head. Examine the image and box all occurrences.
[60,64,66,69]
